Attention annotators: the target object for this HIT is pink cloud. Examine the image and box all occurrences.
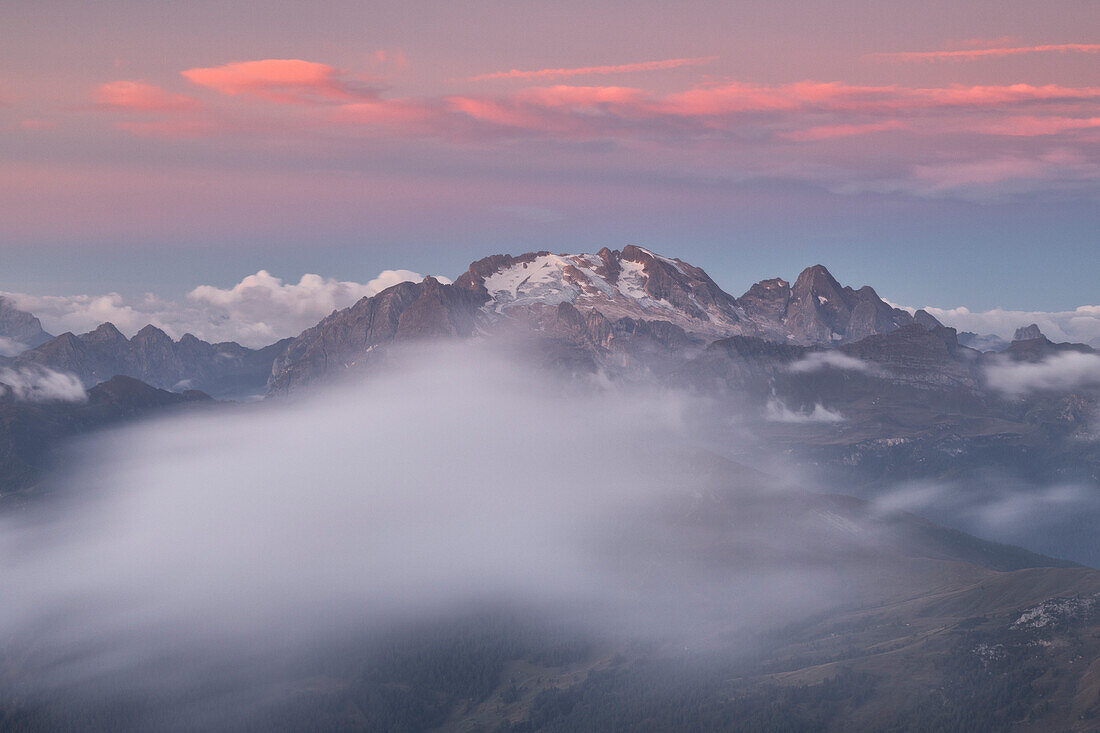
[658,81,1100,116]
[865,43,1100,63]
[20,119,58,131]
[978,116,1100,136]
[437,82,1100,141]
[350,80,1100,150]
[114,119,221,138]
[96,68,1099,203]
[93,80,200,111]
[181,59,373,104]
[371,49,407,71]
[444,86,652,137]
[659,82,872,115]
[326,98,436,127]
[916,84,1100,107]
[445,96,555,131]
[469,56,716,82]
[781,120,905,141]
[513,85,647,107]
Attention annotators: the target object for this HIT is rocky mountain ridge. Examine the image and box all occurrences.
[9,323,289,399]
[739,264,942,344]
[3,248,1086,403]
[267,249,950,391]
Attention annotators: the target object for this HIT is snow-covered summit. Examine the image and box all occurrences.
[456,245,748,338]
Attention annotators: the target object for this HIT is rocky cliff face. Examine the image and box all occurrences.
[1014,323,1045,341]
[839,324,979,390]
[14,324,288,398]
[1001,334,1095,362]
[739,265,939,345]
[0,297,52,353]
[268,277,487,393]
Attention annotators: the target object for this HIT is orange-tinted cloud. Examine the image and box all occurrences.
[977,116,1100,136]
[326,99,436,127]
[101,65,1100,191]
[430,81,1100,165]
[512,85,646,106]
[781,120,905,141]
[656,81,1100,116]
[181,59,373,104]
[371,49,407,71]
[865,43,1100,63]
[469,56,716,82]
[93,81,200,111]
[20,119,58,131]
[114,119,221,138]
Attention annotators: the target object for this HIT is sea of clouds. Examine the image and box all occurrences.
[0,343,893,726]
[0,366,86,402]
[2,269,451,349]
[905,304,1100,348]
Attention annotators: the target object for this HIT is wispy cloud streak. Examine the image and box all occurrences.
[469,56,716,81]
[93,81,199,111]
[865,43,1100,63]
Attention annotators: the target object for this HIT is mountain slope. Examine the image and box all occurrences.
[14,323,290,398]
[268,277,486,393]
[8,453,1095,731]
[0,297,52,353]
[269,248,942,392]
[0,375,211,497]
[739,264,941,344]
[456,246,749,338]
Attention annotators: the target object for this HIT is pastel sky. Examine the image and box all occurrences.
[1,0,1097,312]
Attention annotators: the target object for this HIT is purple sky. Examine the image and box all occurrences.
[1,0,1097,311]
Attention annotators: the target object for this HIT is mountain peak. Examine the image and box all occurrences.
[741,264,926,345]
[133,324,173,342]
[0,296,52,350]
[913,309,943,330]
[792,264,844,297]
[1014,323,1045,341]
[84,322,126,343]
[464,248,745,338]
[266,249,966,392]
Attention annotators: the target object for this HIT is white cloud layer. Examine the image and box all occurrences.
[764,397,844,423]
[2,269,449,349]
[870,477,1100,566]
[902,304,1100,348]
[0,366,87,402]
[788,351,874,374]
[0,344,860,723]
[0,337,29,358]
[984,352,1100,396]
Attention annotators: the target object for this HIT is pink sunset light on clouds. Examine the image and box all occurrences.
[93,80,200,111]
[92,66,1100,149]
[181,59,375,104]
[468,56,717,82]
[866,42,1100,63]
[0,0,1096,306]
